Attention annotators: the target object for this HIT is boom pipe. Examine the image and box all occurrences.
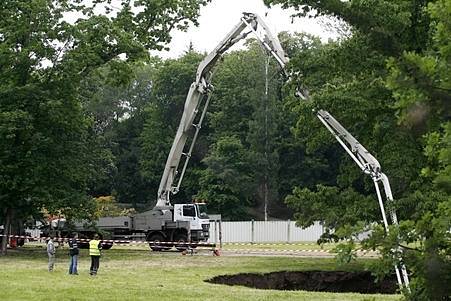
[174,92,214,194]
[316,110,381,175]
[157,82,205,205]
[316,109,410,289]
[242,14,288,69]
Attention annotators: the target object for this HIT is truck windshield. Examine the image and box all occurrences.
[196,204,209,219]
[183,205,196,217]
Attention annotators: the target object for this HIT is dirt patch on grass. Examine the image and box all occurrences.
[206,271,397,294]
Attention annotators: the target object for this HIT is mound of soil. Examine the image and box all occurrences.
[206,271,397,294]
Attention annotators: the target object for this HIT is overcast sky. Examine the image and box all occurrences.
[152,0,339,58]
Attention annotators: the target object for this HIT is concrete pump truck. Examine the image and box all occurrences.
[73,13,410,290]
[136,12,303,250]
[73,13,294,251]
[155,12,409,289]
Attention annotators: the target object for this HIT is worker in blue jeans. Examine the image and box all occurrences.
[68,233,79,275]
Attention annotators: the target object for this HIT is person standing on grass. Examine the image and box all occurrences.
[89,234,102,276]
[68,232,79,275]
[47,236,55,272]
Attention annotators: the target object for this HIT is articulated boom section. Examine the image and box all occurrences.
[316,110,381,176]
[156,13,289,207]
[316,110,409,289]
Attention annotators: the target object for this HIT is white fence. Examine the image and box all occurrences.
[208,220,324,243]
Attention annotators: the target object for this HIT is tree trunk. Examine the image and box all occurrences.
[1,208,12,255]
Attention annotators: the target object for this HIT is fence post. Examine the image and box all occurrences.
[219,220,223,249]
[287,219,291,243]
[214,220,217,244]
[251,219,255,244]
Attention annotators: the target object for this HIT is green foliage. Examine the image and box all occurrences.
[265,0,450,299]
[286,185,378,229]
[333,241,357,266]
[0,82,92,219]
[2,0,443,296]
[80,62,161,205]
[383,2,451,297]
[196,136,255,220]
[0,0,209,253]
[386,0,450,130]
[264,0,431,54]
[206,40,311,219]
[422,122,451,192]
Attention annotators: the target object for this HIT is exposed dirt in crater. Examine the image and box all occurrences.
[206,270,397,294]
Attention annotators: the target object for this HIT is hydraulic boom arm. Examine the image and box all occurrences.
[316,110,410,289]
[156,13,292,207]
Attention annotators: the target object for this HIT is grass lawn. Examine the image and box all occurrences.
[0,245,401,301]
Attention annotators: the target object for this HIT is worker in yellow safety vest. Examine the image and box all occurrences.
[89,234,102,276]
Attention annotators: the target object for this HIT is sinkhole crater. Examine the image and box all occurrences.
[206,271,398,294]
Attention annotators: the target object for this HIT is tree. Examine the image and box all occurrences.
[206,42,285,219]
[264,0,450,299]
[383,1,451,298]
[0,0,209,254]
[205,39,314,220]
[80,61,161,206]
[264,0,431,55]
[196,136,256,220]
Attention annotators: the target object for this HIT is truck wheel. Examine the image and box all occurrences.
[148,233,170,251]
[174,233,189,251]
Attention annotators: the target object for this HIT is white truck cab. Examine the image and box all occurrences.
[173,203,209,241]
